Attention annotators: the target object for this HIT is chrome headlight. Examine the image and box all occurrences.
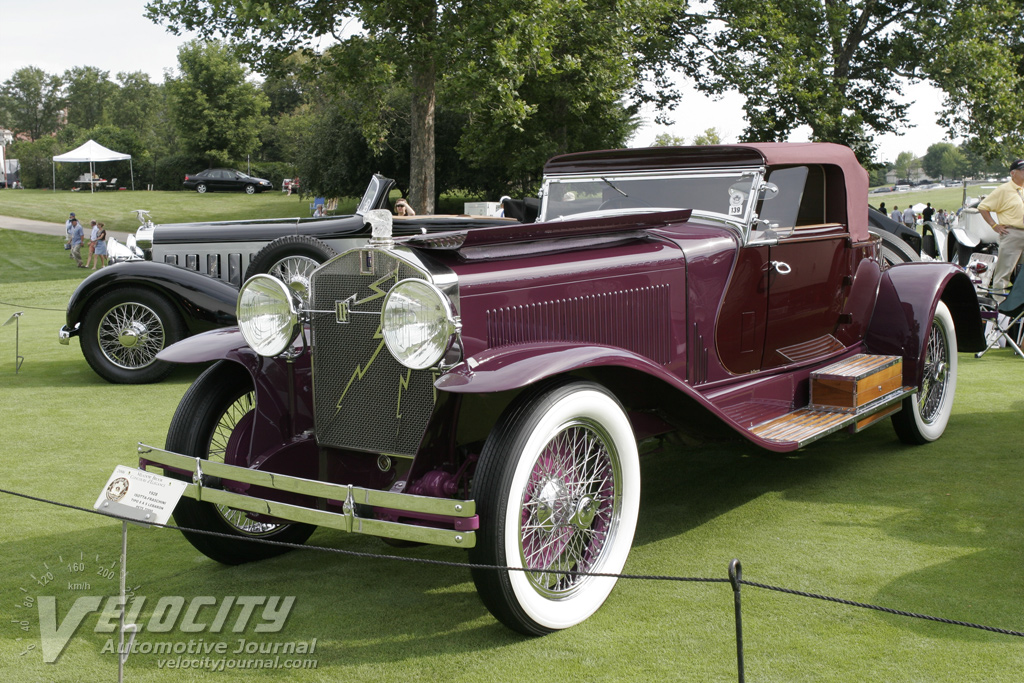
[381,279,458,370]
[237,274,302,357]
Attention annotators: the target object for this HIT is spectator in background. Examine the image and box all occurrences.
[890,206,902,223]
[93,222,108,269]
[85,220,99,268]
[394,198,416,216]
[64,212,76,249]
[68,218,86,267]
[979,158,1024,290]
[878,202,887,216]
[922,203,934,225]
[903,205,916,227]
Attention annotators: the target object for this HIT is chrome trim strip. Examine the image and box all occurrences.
[169,483,474,548]
[138,444,475,518]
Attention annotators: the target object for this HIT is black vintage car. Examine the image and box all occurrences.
[183,168,274,194]
[59,175,511,383]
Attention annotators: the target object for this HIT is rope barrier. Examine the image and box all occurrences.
[3,482,1022,683]
[0,300,64,312]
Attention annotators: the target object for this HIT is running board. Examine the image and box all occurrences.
[751,354,913,448]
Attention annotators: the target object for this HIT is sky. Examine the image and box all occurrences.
[1,0,956,164]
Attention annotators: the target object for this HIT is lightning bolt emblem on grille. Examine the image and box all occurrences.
[335,325,385,415]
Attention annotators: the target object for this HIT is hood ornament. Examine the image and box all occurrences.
[366,209,394,247]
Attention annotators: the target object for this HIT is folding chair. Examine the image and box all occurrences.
[310,197,325,217]
[975,276,1024,358]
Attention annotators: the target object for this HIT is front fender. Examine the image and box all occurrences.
[65,261,238,336]
[865,262,984,386]
[158,329,315,447]
[435,342,675,395]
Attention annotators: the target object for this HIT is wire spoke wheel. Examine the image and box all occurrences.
[892,300,958,444]
[206,389,282,536]
[917,314,950,423]
[267,255,321,301]
[166,362,315,564]
[97,301,165,369]
[520,421,618,599]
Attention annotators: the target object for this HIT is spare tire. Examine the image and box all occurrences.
[871,229,920,266]
[243,235,337,300]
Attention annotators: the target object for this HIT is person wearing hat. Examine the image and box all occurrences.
[68,218,86,267]
[64,212,77,249]
[979,159,1024,290]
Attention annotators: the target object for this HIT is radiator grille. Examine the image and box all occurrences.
[309,250,437,456]
[486,284,672,364]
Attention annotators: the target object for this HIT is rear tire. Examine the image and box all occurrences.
[892,301,958,444]
[167,361,315,564]
[196,183,207,194]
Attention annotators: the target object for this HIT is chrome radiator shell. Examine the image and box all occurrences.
[308,246,457,457]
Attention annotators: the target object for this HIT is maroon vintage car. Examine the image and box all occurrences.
[139,143,983,635]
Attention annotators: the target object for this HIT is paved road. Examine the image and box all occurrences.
[0,214,132,242]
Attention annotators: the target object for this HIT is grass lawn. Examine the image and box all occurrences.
[2,229,1024,681]
[0,189,360,234]
[868,183,998,215]
[0,188,482,235]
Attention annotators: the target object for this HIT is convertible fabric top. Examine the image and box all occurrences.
[545,143,871,242]
[53,139,131,162]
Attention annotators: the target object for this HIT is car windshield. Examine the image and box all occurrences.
[356,176,384,215]
[541,171,761,225]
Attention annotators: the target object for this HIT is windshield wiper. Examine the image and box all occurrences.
[601,177,629,197]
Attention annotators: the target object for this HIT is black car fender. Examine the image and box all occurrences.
[65,261,239,338]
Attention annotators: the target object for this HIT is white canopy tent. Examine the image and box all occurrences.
[52,139,134,193]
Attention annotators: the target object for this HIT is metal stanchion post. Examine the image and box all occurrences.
[729,559,745,683]
[3,312,24,372]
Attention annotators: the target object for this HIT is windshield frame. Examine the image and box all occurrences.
[539,168,767,236]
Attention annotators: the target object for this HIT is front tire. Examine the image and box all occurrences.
[244,184,255,194]
[167,362,315,564]
[469,381,640,635]
[892,300,958,444]
[80,288,183,384]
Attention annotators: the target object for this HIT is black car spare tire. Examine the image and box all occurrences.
[244,235,337,300]
[871,229,921,266]
[80,287,184,384]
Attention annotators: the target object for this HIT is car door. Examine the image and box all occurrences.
[760,165,852,369]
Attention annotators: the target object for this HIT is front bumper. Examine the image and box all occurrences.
[58,323,80,344]
[138,444,478,548]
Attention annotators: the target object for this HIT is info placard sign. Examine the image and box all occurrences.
[94,465,187,526]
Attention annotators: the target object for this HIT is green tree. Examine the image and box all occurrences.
[893,151,917,181]
[145,0,692,213]
[165,40,269,167]
[922,142,968,179]
[697,0,927,160]
[651,133,687,147]
[691,127,723,145]
[64,66,117,130]
[921,0,1024,160]
[0,66,65,140]
[6,136,61,188]
[938,147,967,179]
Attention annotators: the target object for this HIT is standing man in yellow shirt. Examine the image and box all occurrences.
[979,159,1024,290]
